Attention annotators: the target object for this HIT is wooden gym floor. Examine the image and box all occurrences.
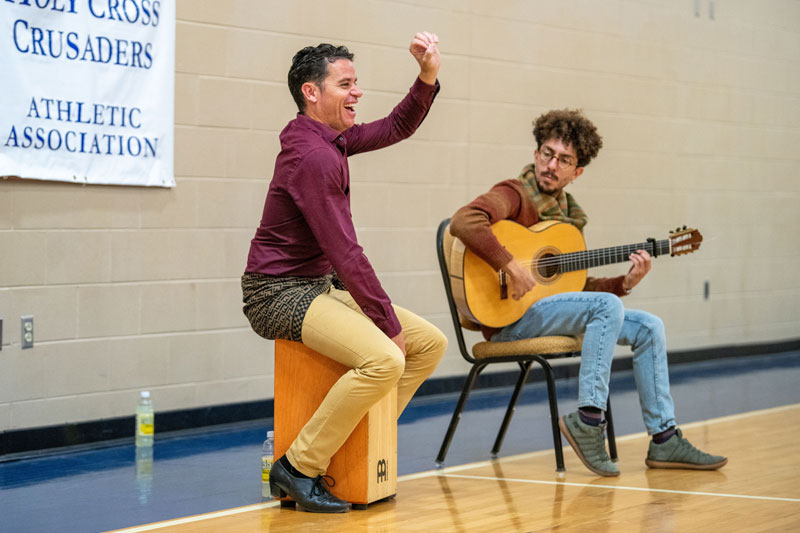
[112,403,800,532]
[3,351,800,532]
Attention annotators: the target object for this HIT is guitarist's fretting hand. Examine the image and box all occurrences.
[504,259,536,300]
[622,249,652,292]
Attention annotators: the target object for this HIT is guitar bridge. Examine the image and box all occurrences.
[499,269,508,300]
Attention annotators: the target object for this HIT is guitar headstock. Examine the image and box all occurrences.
[668,226,703,256]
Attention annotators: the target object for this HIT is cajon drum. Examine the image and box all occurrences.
[273,339,397,509]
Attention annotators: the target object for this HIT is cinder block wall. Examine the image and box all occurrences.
[1,0,798,432]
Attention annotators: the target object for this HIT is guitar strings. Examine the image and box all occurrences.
[514,240,671,269]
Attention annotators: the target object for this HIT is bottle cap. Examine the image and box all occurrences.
[267,430,274,438]
[141,391,150,398]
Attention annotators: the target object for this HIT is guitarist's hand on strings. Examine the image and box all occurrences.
[622,249,652,292]
[504,259,536,300]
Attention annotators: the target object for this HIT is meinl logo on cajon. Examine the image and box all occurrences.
[376,459,388,483]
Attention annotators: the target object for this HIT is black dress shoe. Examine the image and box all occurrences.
[269,457,351,513]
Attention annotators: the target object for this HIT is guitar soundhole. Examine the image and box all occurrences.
[536,253,560,279]
[531,246,563,284]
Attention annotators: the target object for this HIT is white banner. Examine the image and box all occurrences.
[0,0,175,187]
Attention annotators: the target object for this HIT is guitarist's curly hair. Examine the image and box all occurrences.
[532,109,603,168]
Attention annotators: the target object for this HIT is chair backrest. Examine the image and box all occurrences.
[436,218,479,364]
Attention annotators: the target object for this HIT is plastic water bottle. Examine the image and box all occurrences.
[261,430,274,499]
[135,391,154,447]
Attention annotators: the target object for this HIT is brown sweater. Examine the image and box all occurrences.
[450,179,627,339]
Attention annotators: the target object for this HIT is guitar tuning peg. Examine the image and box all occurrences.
[682,225,687,230]
[669,230,673,234]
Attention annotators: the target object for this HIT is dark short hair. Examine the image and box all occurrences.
[532,109,603,167]
[288,44,354,113]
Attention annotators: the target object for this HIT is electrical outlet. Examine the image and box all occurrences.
[21,315,34,349]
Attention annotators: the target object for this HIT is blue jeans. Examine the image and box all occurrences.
[492,291,676,435]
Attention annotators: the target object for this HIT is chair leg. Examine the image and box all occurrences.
[436,363,487,466]
[491,361,532,457]
[534,355,565,472]
[606,395,618,462]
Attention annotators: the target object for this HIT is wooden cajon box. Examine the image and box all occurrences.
[273,339,397,507]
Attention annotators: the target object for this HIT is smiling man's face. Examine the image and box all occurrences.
[305,59,363,133]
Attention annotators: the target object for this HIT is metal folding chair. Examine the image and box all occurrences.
[435,218,617,471]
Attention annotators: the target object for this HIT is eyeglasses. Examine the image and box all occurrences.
[537,147,577,170]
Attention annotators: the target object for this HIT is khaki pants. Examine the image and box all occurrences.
[286,288,447,477]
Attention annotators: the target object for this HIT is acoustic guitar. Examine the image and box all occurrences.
[449,220,703,328]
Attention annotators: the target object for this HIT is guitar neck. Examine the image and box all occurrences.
[558,239,671,272]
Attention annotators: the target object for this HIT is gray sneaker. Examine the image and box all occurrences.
[559,411,619,477]
[646,428,727,470]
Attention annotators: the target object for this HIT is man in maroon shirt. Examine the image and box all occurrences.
[242,32,447,512]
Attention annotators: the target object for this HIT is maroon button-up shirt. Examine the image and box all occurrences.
[246,77,439,337]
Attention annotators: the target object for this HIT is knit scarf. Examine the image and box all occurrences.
[517,163,588,232]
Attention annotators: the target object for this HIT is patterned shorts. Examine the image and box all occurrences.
[241,272,337,342]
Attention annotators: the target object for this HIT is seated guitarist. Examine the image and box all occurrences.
[449,109,726,476]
